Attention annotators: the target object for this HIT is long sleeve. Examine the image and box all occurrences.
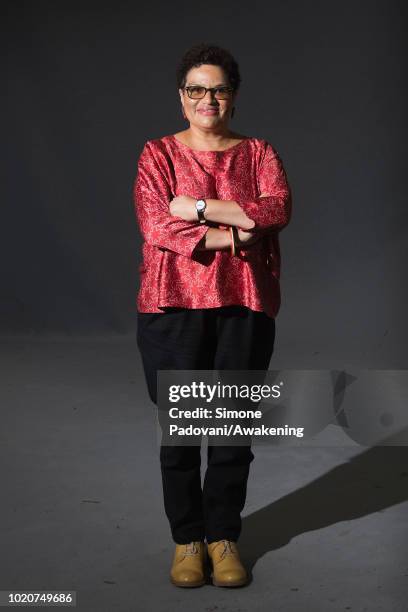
[133,141,209,258]
[135,134,288,318]
[235,142,292,231]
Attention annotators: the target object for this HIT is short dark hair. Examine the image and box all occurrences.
[176,42,241,92]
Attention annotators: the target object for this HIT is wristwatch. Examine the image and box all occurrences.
[195,199,207,223]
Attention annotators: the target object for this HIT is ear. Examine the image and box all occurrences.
[178,88,184,104]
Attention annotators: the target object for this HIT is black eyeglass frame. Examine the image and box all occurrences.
[183,86,234,99]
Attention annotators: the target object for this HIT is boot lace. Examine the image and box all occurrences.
[184,541,200,556]
[219,540,236,559]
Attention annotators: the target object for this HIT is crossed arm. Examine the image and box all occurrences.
[133,141,292,256]
[169,195,271,251]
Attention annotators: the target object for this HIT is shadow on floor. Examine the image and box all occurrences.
[240,429,408,577]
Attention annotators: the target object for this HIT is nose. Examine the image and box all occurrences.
[203,89,218,102]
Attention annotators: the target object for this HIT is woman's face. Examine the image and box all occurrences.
[179,64,236,130]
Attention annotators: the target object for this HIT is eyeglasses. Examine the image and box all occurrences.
[184,86,234,100]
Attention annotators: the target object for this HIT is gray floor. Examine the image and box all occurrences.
[1,335,407,611]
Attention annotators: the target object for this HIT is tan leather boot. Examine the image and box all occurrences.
[207,539,248,587]
[170,541,206,587]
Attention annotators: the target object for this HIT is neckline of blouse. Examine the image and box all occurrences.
[169,134,252,154]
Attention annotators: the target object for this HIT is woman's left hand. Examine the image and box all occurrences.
[169,195,198,221]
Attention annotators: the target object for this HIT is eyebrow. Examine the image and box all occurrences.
[186,83,229,87]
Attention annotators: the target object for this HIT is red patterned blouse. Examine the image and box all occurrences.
[133,134,292,318]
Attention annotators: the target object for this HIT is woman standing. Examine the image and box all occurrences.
[133,42,292,588]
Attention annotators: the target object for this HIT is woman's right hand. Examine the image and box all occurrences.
[235,227,263,247]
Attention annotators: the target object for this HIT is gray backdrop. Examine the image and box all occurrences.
[3,0,407,365]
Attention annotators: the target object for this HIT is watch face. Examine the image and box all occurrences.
[196,200,206,211]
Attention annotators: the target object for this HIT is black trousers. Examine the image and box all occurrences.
[137,305,275,544]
